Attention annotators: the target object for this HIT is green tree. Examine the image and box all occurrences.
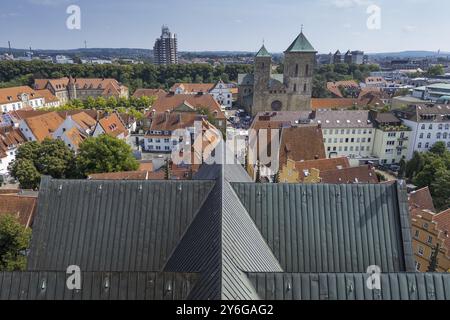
[76,135,139,177]
[0,215,31,271]
[427,243,440,272]
[398,157,407,179]
[8,139,76,189]
[405,151,424,180]
[431,169,450,211]
[427,65,445,77]
[9,159,41,189]
[429,141,447,156]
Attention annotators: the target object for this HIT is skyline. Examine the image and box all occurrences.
[0,0,449,53]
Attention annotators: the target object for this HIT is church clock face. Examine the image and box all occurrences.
[271,100,282,111]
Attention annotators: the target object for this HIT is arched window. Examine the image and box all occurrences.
[293,84,297,92]
[304,84,307,92]
[305,64,309,76]
[271,100,282,111]
[295,64,299,77]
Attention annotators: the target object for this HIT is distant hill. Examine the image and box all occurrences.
[0,47,153,59]
[368,51,450,59]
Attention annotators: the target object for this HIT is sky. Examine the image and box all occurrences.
[0,0,449,53]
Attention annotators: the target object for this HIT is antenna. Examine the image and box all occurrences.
[84,40,87,49]
[8,41,11,54]
[301,24,304,33]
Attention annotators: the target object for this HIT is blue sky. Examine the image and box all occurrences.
[0,0,448,53]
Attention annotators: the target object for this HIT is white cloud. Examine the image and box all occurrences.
[332,0,372,8]
[28,0,72,6]
[402,25,417,33]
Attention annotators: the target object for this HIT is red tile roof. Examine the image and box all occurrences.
[320,165,379,184]
[434,209,450,253]
[23,112,65,141]
[88,171,149,180]
[151,93,225,120]
[96,113,128,138]
[293,157,350,178]
[409,187,436,213]
[279,126,326,166]
[0,126,26,158]
[170,83,215,94]
[0,86,44,105]
[0,195,38,228]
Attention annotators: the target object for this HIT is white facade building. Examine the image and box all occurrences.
[0,86,45,113]
[394,104,450,160]
[209,80,234,109]
[310,111,375,161]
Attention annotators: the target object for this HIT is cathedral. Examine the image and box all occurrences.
[238,32,316,115]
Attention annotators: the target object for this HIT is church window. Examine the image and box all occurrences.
[305,64,309,76]
[295,64,299,77]
[271,100,282,111]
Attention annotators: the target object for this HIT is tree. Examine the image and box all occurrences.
[431,169,450,211]
[429,141,447,156]
[8,139,76,189]
[76,135,139,177]
[427,65,445,77]
[255,162,261,183]
[0,215,31,271]
[9,159,41,189]
[405,151,424,180]
[164,159,172,180]
[398,157,407,179]
[427,243,440,272]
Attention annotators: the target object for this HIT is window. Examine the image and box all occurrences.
[415,261,421,271]
[165,146,170,151]
[446,124,450,130]
[293,84,297,92]
[444,133,448,139]
[361,146,365,151]
[427,133,431,139]
[164,138,170,143]
[439,124,443,130]
[423,223,429,230]
[350,146,354,151]
[303,84,307,92]
[419,133,424,139]
[425,142,430,148]
[421,124,426,130]
[387,141,395,146]
[418,246,424,256]
[427,236,433,245]
[388,132,396,137]
[305,64,309,76]
[341,129,345,134]
[295,64,299,76]
[414,230,420,238]
[323,130,328,135]
[327,147,331,151]
[429,124,433,130]
[385,149,393,154]
[418,142,422,148]
[368,138,371,143]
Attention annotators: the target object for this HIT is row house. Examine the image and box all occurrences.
[394,104,450,160]
[170,80,236,109]
[409,187,450,272]
[0,126,26,177]
[0,86,45,112]
[34,77,129,104]
[370,111,412,165]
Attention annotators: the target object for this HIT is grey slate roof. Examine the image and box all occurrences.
[248,273,450,300]
[1,158,446,300]
[28,177,215,271]
[231,182,415,273]
[0,272,198,300]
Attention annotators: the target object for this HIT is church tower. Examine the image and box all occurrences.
[253,45,271,95]
[283,31,316,106]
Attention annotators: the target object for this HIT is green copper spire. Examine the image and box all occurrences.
[256,45,271,57]
[285,31,316,53]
